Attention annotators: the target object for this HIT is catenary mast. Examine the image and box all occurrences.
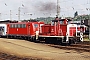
[57,0,60,17]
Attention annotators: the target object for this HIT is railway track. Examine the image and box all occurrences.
[44,42,90,52]
[2,37,90,53]
[1,37,90,53]
[0,52,31,60]
[0,38,90,60]
[0,38,51,60]
[0,52,45,60]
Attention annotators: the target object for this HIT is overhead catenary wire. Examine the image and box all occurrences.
[59,0,90,17]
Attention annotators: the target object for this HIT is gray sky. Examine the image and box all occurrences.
[0,0,90,20]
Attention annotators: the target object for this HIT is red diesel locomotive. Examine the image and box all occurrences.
[39,19,78,44]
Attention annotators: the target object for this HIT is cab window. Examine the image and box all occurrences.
[34,24,38,28]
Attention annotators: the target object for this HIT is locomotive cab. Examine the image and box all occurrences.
[51,18,81,44]
[51,19,71,25]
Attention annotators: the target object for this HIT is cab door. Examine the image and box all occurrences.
[34,24,39,33]
[28,24,30,35]
[67,24,77,36]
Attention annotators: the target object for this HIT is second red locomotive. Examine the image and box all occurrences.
[7,21,44,41]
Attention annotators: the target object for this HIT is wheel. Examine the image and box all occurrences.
[45,38,50,44]
[31,37,35,42]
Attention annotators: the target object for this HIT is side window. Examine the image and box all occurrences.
[22,24,26,28]
[13,24,15,28]
[10,24,14,28]
[10,24,12,28]
[68,21,70,24]
[0,27,2,31]
[10,24,26,28]
[15,24,18,28]
[60,21,63,24]
[20,24,22,28]
[0,27,4,31]
[51,22,54,26]
[12,24,15,28]
[18,24,20,28]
